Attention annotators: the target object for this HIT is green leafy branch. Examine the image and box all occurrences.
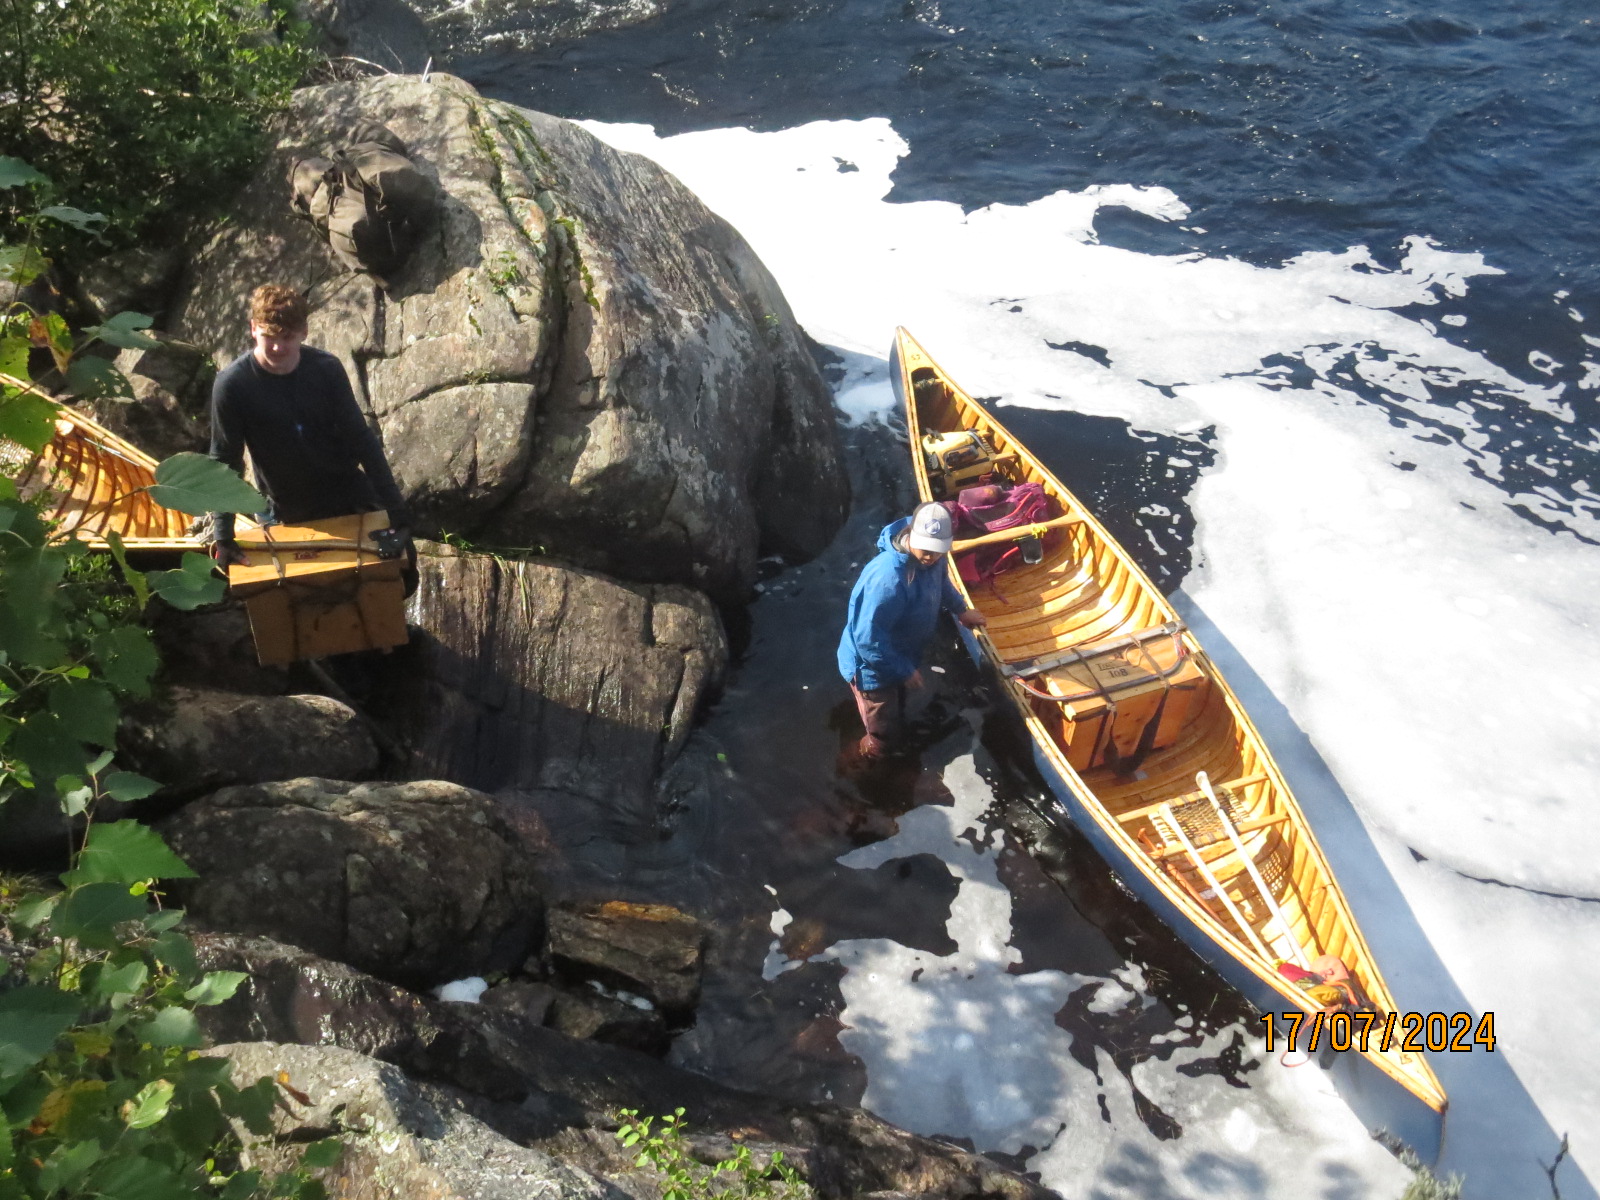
[615,1109,811,1200]
[1,822,337,1199]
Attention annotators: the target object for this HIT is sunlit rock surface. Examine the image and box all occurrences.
[120,687,378,799]
[170,73,847,603]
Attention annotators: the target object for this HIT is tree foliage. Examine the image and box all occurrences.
[2,167,318,1197]
[0,0,313,248]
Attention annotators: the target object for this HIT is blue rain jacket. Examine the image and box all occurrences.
[837,517,966,691]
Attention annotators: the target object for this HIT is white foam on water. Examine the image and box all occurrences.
[434,976,488,1004]
[789,750,1409,1196]
[584,118,1600,1198]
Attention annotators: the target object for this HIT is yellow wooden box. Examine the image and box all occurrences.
[227,511,408,666]
[1036,631,1210,773]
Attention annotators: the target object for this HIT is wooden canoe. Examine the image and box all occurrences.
[892,328,1446,1158]
[0,374,205,549]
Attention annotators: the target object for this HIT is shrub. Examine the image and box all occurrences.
[2,163,320,1198]
[0,0,314,250]
[615,1109,812,1200]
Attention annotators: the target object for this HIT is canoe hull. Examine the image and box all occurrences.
[953,587,1447,1163]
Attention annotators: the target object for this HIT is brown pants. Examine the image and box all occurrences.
[850,681,906,759]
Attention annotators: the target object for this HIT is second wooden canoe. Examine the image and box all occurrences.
[892,327,1447,1161]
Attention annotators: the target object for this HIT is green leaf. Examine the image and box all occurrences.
[0,985,81,1079]
[165,1082,227,1157]
[83,311,159,351]
[143,908,185,934]
[147,452,266,515]
[184,971,246,1007]
[105,531,152,610]
[0,333,28,380]
[147,552,225,611]
[67,821,196,886]
[64,354,132,400]
[92,626,159,696]
[11,711,89,786]
[121,1078,175,1128]
[37,1137,102,1193]
[87,747,115,775]
[299,1137,342,1170]
[38,205,108,232]
[0,244,48,288]
[0,157,47,188]
[53,881,148,947]
[0,389,59,452]
[104,770,161,802]
[139,1005,201,1049]
[219,1170,263,1200]
[59,776,95,817]
[48,677,119,747]
[87,1152,183,1200]
[151,929,197,979]
[94,959,149,998]
[10,893,57,931]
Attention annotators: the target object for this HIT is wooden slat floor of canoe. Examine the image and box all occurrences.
[1088,691,1245,810]
[983,554,1153,661]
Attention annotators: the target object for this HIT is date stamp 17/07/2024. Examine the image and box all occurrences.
[1260,1010,1495,1054]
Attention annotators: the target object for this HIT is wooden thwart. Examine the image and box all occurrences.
[1116,773,1271,826]
[951,513,1080,555]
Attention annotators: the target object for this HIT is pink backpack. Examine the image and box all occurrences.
[950,482,1053,586]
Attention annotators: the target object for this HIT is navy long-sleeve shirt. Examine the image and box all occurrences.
[207,347,406,540]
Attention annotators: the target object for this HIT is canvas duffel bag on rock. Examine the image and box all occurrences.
[289,120,436,283]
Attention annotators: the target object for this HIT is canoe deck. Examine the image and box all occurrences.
[894,327,1446,1124]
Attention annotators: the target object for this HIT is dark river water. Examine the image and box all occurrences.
[458,0,1600,542]
[445,3,1599,1194]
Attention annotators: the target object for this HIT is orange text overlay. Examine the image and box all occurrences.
[1259,1010,1495,1054]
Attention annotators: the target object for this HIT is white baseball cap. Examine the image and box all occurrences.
[908,502,954,553]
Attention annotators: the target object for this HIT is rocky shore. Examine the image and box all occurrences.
[4,69,1060,1199]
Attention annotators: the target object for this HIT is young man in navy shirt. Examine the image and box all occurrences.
[206,284,407,563]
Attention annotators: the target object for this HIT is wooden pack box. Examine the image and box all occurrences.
[1033,629,1210,773]
[228,511,408,666]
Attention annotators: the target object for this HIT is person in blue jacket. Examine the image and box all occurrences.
[837,501,987,759]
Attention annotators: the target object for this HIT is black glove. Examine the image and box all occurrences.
[208,538,248,567]
[370,526,411,561]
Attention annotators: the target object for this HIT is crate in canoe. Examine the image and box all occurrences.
[227,511,408,666]
[1008,621,1211,773]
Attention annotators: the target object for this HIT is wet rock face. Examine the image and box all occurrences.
[375,546,726,816]
[120,687,377,799]
[169,73,848,604]
[146,605,287,697]
[546,985,669,1057]
[161,779,541,988]
[546,901,705,1016]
